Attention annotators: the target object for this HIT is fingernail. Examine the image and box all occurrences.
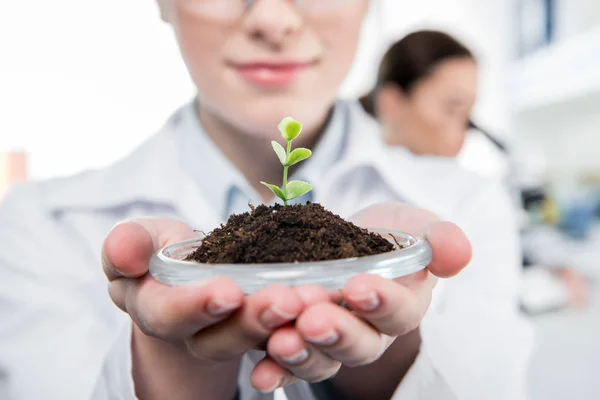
[101,252,123,278]
[260,381,280,393]
[348,291,380,312]
[206,299,240,316]
[101,252,113,270]
[280,348,309,365]
[110,218,134,231]
[260,377,285,393]
[259,305,296,330]
[306,328,340,346]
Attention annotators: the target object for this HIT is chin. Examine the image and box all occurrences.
[231,97,330,138]
[225,108,294,140]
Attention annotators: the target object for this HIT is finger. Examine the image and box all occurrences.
[248,285,338,352]
[266,326,341,382]
[294,285,342,306]
[110,275,244,340]
[350,203,471,278]
[250,356,298,393]
[327,289,344,305]
[425,221,471,278]
[186,284,304,362]
[349,202,439,236]
[102,218,198,281]
[296,303,388,367]
[343,273,434,336]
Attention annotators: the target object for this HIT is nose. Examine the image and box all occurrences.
[243,0,303,49]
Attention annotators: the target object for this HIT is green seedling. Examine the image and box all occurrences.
[260,117,313,205]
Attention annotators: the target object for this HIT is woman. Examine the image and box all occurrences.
[360,30,477,156]
[362,29,588,313]
[0,4,531,400]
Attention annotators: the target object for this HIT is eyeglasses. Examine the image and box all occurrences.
[181,0,355,20]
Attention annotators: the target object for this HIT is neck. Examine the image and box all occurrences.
[383,126,424,155]
[197,103,332,201]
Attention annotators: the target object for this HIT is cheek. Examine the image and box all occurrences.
[441,129,466,157]
[414,104,465,155]
[316,9,366,87]
[322,24,361,70]
[412,102,445,136]
[174,17,225,92]
[314,20,360,97]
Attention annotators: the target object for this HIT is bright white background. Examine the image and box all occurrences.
[0,0,195,179]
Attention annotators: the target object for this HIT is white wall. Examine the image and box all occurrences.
[515,92,600,179]
[510,0,600,182]
[0,0,195,180]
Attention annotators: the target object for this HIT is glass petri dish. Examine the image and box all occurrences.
[149,228,432,294]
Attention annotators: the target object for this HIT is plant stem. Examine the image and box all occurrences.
[282,140,292,205]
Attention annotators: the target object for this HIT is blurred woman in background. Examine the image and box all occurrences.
[360,30,476,156]
[361,29,589,312]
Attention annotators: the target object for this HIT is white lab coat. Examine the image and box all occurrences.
[0,102,533,400]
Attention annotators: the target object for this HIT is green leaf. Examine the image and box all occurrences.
[285,148,312,166]
[260,182,286,201]
[286,180,313,200]
[271,141,287,165]
[278,117,302,141]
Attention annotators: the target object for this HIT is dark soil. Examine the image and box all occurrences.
[186,203,395,264]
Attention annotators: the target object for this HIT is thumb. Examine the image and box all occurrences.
[102,218,199,281]
[350,202,471,278]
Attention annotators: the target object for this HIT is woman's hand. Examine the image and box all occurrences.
[251,203,472,394]
[102,218,334,399]
[101,201,472,397]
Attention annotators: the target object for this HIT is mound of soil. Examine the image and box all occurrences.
[186,203,395,264]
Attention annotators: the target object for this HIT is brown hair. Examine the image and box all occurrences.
[360,30,475,116]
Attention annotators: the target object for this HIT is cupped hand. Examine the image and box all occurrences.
[102,218,334,365]
[251,203,472,392]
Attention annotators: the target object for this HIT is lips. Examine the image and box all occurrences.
[229,60,317,88]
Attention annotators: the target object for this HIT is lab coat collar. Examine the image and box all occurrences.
[331,102,458,219]
[41,125,180,210]
[40,115,220,227]
[174,101,256,222]
[175,99,349,221]
[42,101,455,225]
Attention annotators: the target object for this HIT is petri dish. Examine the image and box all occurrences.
[149,228,432,294]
